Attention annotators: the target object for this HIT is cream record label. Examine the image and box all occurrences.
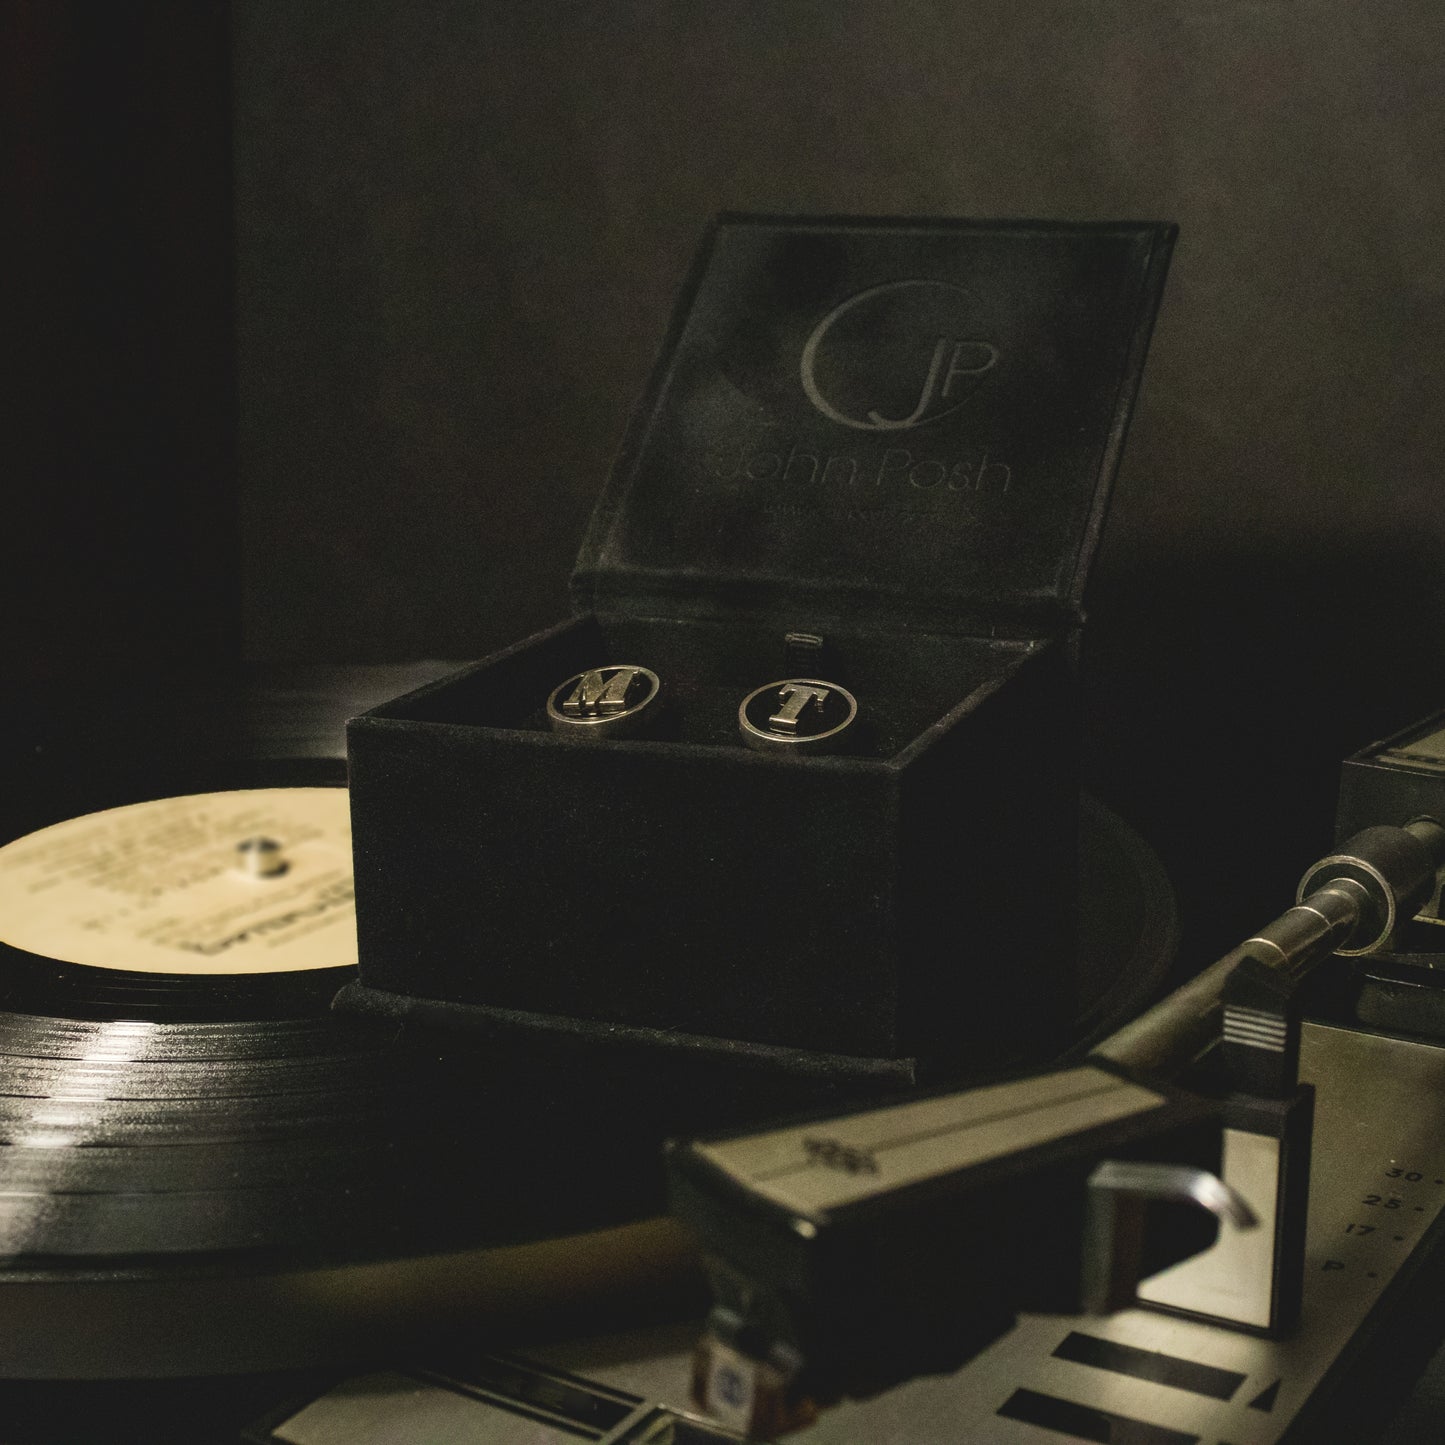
[0,788,356,975]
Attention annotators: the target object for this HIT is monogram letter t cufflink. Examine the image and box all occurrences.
[738,679,858,755]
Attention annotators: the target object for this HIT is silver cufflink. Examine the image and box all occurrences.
[547,665,662,738]
[738,678,858,755]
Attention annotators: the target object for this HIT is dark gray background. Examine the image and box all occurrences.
[232,2,1444,666]
[231,0,1445,954]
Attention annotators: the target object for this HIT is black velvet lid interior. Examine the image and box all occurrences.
[574,215,1175,636]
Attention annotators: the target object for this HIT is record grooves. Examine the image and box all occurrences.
[0,947,349,1021]
[1,789,431,1255]
[0,670,696,1379]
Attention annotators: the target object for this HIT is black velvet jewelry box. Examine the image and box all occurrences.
[340,215,1175,1089]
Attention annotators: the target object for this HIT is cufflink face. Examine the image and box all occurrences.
[738,678,858,755]
[547,665,661,738]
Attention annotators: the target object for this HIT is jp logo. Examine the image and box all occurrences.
[799,279,999,432]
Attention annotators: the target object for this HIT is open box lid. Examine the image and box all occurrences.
[573,215,1175,637]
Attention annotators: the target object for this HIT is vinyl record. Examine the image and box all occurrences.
[0,670,697,1380]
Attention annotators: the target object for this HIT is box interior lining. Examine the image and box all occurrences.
[379,615,1035,759]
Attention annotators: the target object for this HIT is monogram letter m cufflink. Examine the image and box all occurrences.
[547,665,661,738]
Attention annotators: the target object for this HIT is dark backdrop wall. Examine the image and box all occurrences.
[231,2,1440,964]
[5,1,236,690]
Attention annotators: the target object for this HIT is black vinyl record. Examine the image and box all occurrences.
[0,668,697,1381]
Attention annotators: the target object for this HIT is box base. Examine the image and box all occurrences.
[338,794,1174,1108]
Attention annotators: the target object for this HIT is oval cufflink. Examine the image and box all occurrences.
[547,665,662,738]
[738,678,858,755]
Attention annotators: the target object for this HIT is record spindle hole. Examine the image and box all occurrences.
[236,835,288,878]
